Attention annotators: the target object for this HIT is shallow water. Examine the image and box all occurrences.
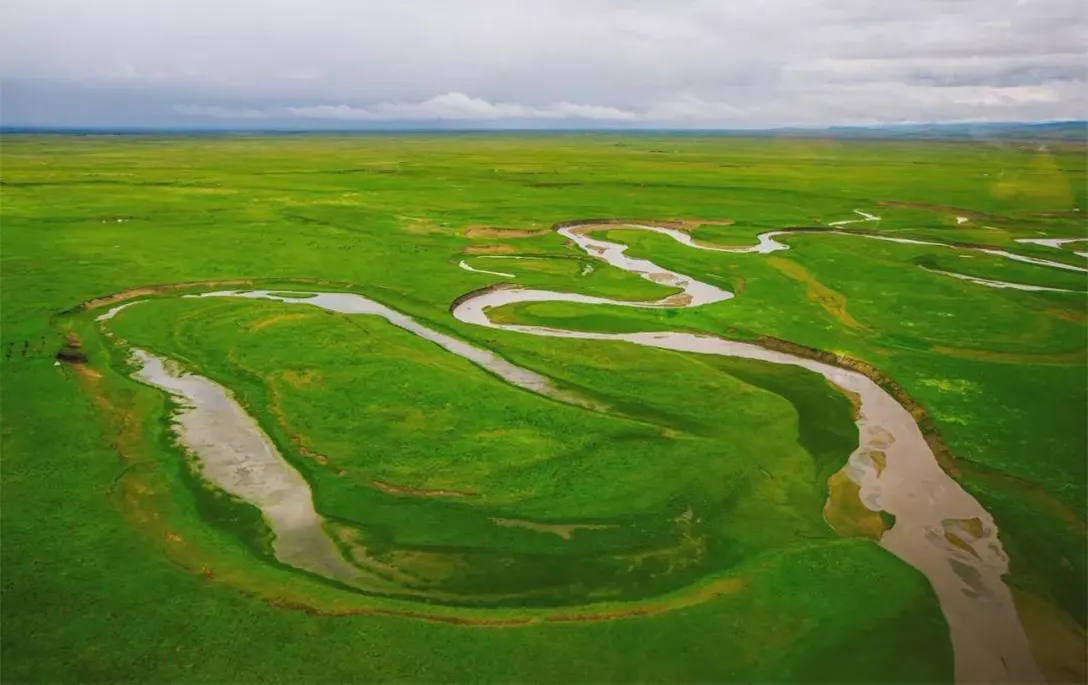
[450,223,1044,684]
[922,266,1082,293]
[556,225,734,303]
[190,290,597,410]
[129,349,362,584]
[1015,237,1088,250]
[458,260,516,279]
[588,222,791,255]
[606,213,1087,279]
[96,300,145,321]
[828,209,881,226]
[101,217,1065,682]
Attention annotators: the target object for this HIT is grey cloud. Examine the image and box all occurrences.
[2,0,1085,128]
[789,53,1087,89]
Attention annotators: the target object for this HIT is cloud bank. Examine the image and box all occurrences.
[2,0,1085,128]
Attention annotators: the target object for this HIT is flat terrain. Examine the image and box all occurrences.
[1,134,1085,683]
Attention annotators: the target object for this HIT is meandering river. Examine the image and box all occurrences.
[99,218,1071,683]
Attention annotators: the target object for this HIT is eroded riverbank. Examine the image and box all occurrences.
[450,222,1045,684]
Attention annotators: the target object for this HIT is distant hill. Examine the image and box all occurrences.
[770,121,1087,141]
[1,120,1085,140]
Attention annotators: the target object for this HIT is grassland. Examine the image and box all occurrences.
[2,133,1085,683]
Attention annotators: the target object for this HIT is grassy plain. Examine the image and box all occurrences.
[2,133,1085,682]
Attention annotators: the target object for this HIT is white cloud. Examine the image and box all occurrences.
[280,105,373,120]
[172,104,270,119]
[172,93,639,121]
[169,82,1085,127]
[286,93,637,121]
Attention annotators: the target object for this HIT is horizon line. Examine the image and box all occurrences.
[1,119,1085,137]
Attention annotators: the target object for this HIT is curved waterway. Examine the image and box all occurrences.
[95,218,1073,683]
[130,349,364,585]
[583,216,1088,275]
[454,224,1045,684]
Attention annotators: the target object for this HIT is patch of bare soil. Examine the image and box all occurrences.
[649,219,736,231]
[263,378,337,471]
[256,572,745,626]
[64,355,202,574]
[400,222,450,235]
[294,440,330,465]
[464,226,549,239]
[372,480,473,498]
[280,369,322,389]
[931,345,1085,366]
[1043,306,1088,326]
[942,517,985,558]
[877,200,1007,222]
[262,598,538,626]
[247,313,314,332]
[544,576,745,623]
[823,471,889,541]
[557,218,734,233]
[462,244,518,255]
[490,517,615,540]
[867,450,887,474]
[839,386,863,421]
[662,293,693,307]
[78,280,255,311]
[767,257,866,331]
[71,363,103,380]
[56,329,88,364]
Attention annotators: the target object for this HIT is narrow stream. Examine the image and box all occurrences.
[98,217,1072,683]
[921,267,1081,293]
[1015,237,1088,250]
[619,221,1087,275]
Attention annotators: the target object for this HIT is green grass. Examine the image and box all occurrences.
[99,294,857,606]
[3,133,1085,682]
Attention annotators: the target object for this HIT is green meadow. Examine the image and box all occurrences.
[2,133,1085,683]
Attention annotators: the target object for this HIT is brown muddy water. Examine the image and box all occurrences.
[450,222,1047,682]
[99,215,1079,682]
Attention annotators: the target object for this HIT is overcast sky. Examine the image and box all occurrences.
[2,0,1085,128]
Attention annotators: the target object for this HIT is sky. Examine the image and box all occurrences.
[1,0,1085,129]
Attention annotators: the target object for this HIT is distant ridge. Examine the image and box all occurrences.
[816,120,1086,141]
[1,120,1085,140]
